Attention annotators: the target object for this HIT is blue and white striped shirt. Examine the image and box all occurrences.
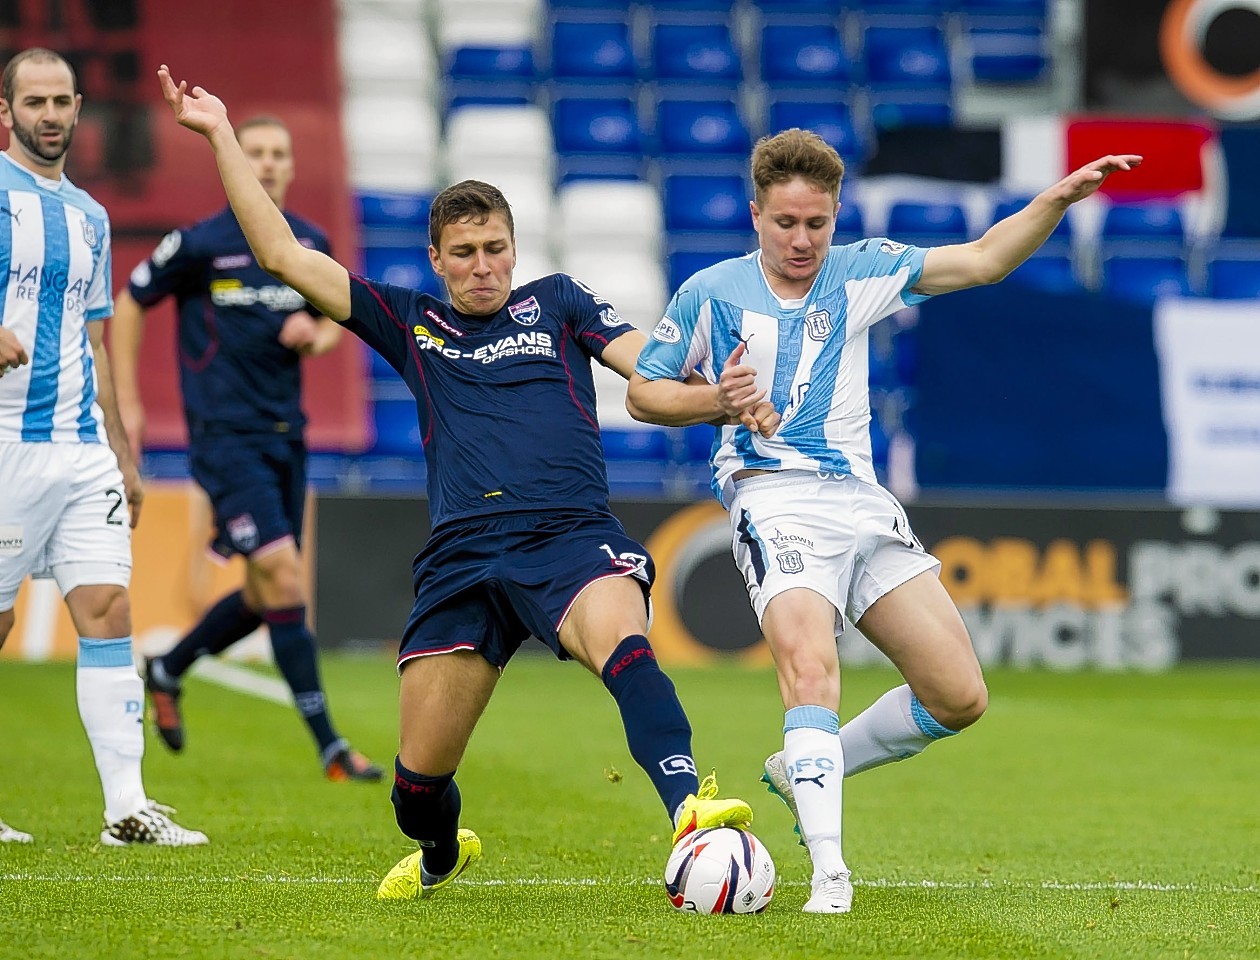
[0,151,113,444]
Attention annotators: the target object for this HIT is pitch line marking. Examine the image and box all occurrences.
[1,874,1255,894]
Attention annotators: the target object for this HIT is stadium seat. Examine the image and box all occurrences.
[564,252,668,331]
[362,243,443,296]
[1101,203,1186,244]
[371,396,424,456]
[513,249,559,285]
[602,427,671,461]
[835,200,865,243]
[1005,255,1081,294]
[552,98,645,180]
[357,192,432,230]
[992,195,1071,243]
[550,21,637,85]
[1101,257,1193,303]
[445,44,537,107]
[768,100,871,168]
[760,25,859,90]
[863,27,952,89]
[556,180,663,258]
[861,0,951,18]
[958,0,1048,24]
[668,248,752,292]
[344,94,440,192]
[683,423,717,462]
[655,100,752,159]
[339,15,434,95]
[869,97,953,130]
[886,201,968,244]
[432,0,541,48]
[1206,259,1260,299]
[965,25,1049,83]
[663,174,750,232]
[651,23,743,88]
[753,0,847,19]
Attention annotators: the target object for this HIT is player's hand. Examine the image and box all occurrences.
[746,399,781,439]
[718,342,774,435]
[1049,155,1143,206]
[278,311,320,354]
[120,460,144,529]
[0,327,29,378]
[118,399,145,462]
[157,64,230,139]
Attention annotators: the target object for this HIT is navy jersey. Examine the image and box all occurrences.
[346,273,637,530]
[127,207,331,436]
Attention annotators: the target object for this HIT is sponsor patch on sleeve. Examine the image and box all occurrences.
[652,318,682,344]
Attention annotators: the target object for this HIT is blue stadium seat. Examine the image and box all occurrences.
[966,25,1049,83]
[668,248,751,291]
[371,397,423,456]
[655,100,752,159]
[1006,255,1081,294]
[362,243,442,296]
[357,192,431,229]
[886,201,968,243]
[768,100,870,168]
[1101,203,1186,243]
[864,27,951,88]
[602,427,672,461]
[1102,257,1193,303]
[835,200,865,242]
[552,98,645,179]
[1206,259,1260,299]
[550,21,636,84]
[891,326,918,387]
[652,23,743,88]
[760,25,859,90]
[663,174,750,231]
[861,0,952,20]
[869,97,953,130]
[368,345,399,381]
[446,45,536,106]
[683,423,717,462]
[754,0,847,17]
[958,0,1047,23]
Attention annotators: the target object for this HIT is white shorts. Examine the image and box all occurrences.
[0,441,132,609]
[729,470,940,632]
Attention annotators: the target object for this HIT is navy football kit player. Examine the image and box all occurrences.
[159,64,751,901]
[111,115,381,783]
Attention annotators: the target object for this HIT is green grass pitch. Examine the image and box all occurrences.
[1,656,1257,959]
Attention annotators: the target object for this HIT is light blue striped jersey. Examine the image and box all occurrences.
[0,152,113,443]
[636,241,929,506]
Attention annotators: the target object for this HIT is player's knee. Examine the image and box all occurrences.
[934,677,988,732]
[71,585,132,637]
[248,556,304,608]
[779,647,839,707]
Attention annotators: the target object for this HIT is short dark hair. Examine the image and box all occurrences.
[236,114,289,142]
[2,48,77,106]
[429,179,514,250]
[751,128,845,203]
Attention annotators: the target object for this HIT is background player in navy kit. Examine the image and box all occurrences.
[158,64,751,901]
[109,115,382,783]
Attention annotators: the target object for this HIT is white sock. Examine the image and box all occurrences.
[783,705,847,880]
[76,638,147,823]
[840,684,958,777]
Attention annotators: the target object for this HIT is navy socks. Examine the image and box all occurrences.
[263,607,339,754]
[391,758,462,876]
[159,590,262,677]
[600,635,699,817]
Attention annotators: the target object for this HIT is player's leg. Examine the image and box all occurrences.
[379,648,498,901]
[547,533,750,843]
[0,610,33,842]
[244,540,380,781]
[842,570,987,774]
[54,445,207,845]
[760,587,852,912]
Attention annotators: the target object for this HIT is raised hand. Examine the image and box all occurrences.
[1051,155,1144,206]
[157,64,230,139]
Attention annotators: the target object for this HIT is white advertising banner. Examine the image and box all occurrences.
[1155,297,1260,506]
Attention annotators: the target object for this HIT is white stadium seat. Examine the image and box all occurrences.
[563,252,668,334]
[343,94,441,192]
[555,180,663,262]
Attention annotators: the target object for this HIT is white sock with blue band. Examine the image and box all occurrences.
[839,684,959,778]
[76,637,147,823]
[783,704,848,880]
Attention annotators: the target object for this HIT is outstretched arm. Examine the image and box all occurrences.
[157,65,351,321]
[914,154,1143,296]
[109,289,148,457]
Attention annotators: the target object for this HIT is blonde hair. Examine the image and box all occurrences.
[751,128,845,203]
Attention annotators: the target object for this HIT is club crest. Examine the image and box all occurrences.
[804,309,832,341]
[508,296,541,326]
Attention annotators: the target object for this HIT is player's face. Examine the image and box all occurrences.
[239,125,295,207]
[430,213,517,315]
[0,59,80,172]
[751,177,839,297]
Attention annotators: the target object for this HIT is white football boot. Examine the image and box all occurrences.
[101,800,209,846]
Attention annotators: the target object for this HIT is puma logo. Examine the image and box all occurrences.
[2,206,21,225]
[793,774,826,789]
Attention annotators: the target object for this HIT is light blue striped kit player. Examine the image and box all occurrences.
[629,128,1139,913]
[0,48,206,846]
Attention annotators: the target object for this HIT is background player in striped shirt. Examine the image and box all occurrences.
[109,115,381,784]
[0,47,206,846]
[628,128,1139,913]
[158,64,752,900]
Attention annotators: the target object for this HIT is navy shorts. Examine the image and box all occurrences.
[399,509,655,671]
[188,434,307,559]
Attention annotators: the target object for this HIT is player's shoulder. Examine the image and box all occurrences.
[52,175,109,222]
[674,251,760,308]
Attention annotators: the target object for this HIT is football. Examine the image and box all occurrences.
[664,827,775,914]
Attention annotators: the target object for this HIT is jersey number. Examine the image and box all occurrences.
[105,489,124,526]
